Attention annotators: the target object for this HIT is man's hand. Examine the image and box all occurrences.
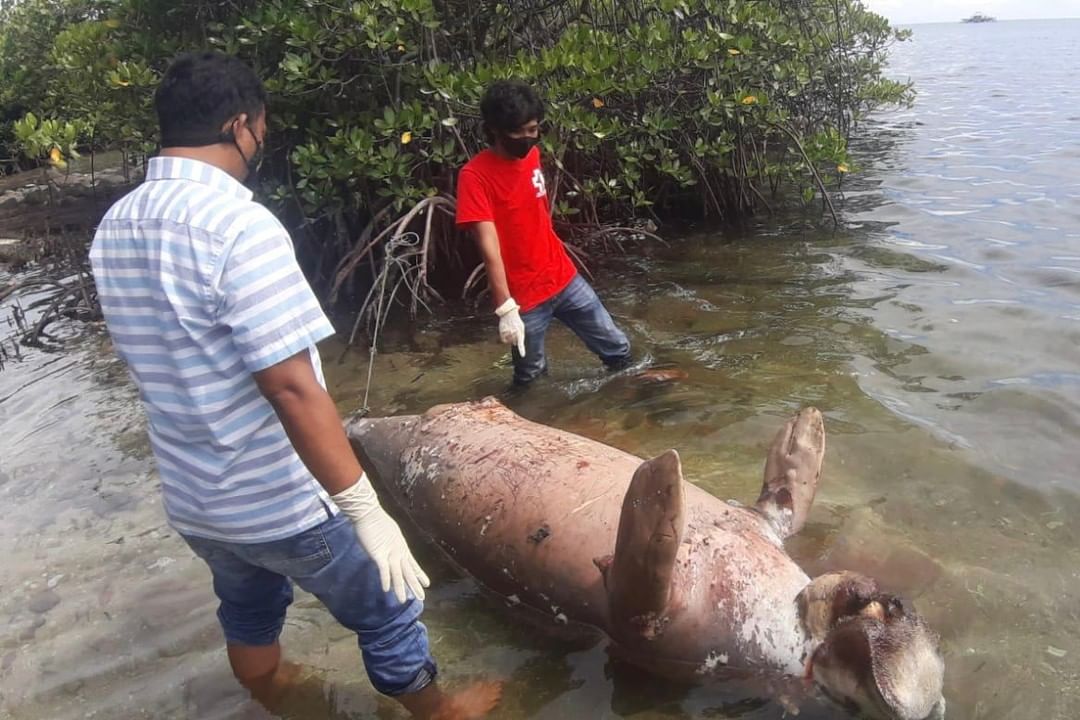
[468,222,526,356]
[331,474,430,603]
[495,298,527,356]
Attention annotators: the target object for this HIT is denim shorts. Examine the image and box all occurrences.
[182,512,437,697]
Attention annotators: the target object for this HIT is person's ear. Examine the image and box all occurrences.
[220,113,248,136]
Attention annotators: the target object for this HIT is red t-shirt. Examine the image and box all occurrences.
[455,147,577,312]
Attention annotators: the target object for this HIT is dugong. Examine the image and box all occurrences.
[346,398,945,720]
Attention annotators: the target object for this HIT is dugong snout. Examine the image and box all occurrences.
[804,574,945,720]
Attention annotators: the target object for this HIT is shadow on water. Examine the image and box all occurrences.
[5,18,1080,720]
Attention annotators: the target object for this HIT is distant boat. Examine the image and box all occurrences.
[962,12,996,23]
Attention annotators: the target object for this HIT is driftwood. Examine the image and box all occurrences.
[1,231,101,364]
[2,270,99,356]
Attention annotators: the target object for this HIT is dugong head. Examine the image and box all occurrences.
[799,572,945,720]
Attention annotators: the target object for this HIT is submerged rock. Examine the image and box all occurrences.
[27,589,61,615]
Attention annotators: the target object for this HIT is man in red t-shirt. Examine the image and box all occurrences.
[456,80,632,386]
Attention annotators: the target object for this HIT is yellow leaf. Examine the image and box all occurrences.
[400,131,413,145]
[103,18,121,29]
[115,78,131,87]
[592,97,605,109]
[741,95,758,105]
[727,48,741,56]
[49,147,67,169]
[837,163,849,173]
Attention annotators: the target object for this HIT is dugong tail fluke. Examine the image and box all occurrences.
[754,408,825,539]
[599,450,686,641]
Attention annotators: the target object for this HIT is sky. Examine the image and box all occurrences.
[862,0,1080,24]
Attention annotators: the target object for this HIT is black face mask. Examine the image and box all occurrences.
[500,134,539,160]
[220,123,264,180]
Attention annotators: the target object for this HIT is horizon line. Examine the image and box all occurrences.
[893,16,1080,25]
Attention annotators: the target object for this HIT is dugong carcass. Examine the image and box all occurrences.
[346,398,945,720]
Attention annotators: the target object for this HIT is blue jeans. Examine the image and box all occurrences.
[182,512,436,697]
[514,273,632,385]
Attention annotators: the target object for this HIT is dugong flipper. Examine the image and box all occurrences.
[600,450,685,641]
[755,408,825,539]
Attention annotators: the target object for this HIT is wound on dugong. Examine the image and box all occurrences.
[527,524,551,544]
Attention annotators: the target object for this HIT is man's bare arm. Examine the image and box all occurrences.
[470,221,512,309]
[254,348,431,602]
[253,350,361,495]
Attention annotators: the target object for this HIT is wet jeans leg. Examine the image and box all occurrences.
[186,514,437,698]
[553,275,632,369]
[513,300,554,386]
[182,534,294,648]
[290,514,437,697]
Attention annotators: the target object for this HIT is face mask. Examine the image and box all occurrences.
[221,122,264,180]
[501,134,539,160]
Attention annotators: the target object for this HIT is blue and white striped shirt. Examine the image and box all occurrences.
[90,156,338,543]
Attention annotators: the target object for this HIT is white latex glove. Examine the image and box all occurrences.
[331,473,430,603]
[495,297,527,357]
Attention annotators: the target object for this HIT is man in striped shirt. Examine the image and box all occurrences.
[90,52,497,718]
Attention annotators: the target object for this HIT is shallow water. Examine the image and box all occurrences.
[3,18,1080,720]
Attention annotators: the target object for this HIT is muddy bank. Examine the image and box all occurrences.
[0,164,134,264]
[0,162,130,354]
